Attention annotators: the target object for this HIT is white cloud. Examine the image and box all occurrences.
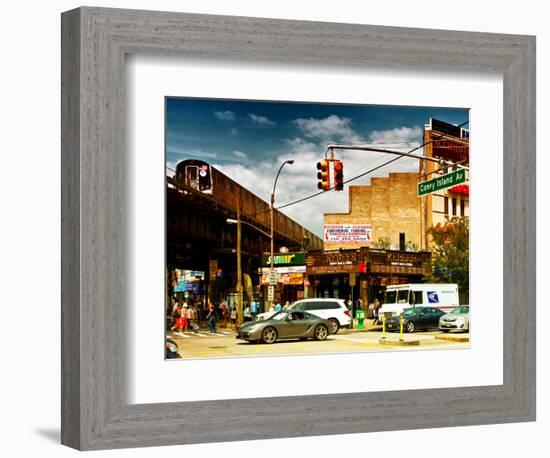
[210,124,423,236]
[214,110,235,121]
[232,150,247,159]
[369,126,422,144]
[213,142,420,237]
[248,113,276,126]
[230,128,238,136]
[293,115,364,144]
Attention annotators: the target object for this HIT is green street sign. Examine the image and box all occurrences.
[418,169,467,196]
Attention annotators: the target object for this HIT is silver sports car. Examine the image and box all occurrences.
[236,310,331,344]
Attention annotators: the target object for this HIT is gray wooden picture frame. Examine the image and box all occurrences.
[61,6,536,451]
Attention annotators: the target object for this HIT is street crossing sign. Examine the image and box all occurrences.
[417,169,466,196]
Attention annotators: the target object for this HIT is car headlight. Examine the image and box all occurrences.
[246,324,261,332]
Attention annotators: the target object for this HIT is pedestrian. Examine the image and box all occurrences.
[230,306,237,326]
[243,304,252,322]
[180,304,189,333]
[283,300,291,310]
[274,301,282,312]
[207,301,217,333]
[373,298,381,325]
[356,297,363,311]
[221,301,228,323]
[170,302,180,331]
[250,299,257,318]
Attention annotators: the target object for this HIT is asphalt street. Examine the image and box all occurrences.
[167,326,470,359]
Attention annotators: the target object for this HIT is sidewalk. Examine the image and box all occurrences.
[341,319,382,334]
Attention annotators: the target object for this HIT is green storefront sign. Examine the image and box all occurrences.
[417,169,467,196]
[261,252,306,266]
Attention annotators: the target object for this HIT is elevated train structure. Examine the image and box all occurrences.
[166,159,322,306]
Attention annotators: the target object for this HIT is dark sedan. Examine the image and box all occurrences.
[236,310,331,344]
[385,307,446,333]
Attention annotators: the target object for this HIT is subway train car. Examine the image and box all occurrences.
[173,159,322,250]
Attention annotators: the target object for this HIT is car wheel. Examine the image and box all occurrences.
[261,326,277,344]
[314,324,329,341]
[406,321,415,333]
[327,318,340,334]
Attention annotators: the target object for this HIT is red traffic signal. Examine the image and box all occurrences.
[333,159,344,191]
[317,160,331,191]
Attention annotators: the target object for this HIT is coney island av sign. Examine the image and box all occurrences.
[324,224,372,243]
[417,169,467,196]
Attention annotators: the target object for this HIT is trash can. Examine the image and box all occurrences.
[355,309,365,329]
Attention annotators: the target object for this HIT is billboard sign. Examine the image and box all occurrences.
[323,224,372,243]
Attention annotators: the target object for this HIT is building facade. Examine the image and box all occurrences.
[420,118,470,248]
[324,172,422,251]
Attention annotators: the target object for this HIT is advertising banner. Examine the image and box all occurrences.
[323,224,372,243]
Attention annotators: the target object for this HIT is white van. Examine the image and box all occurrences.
[379,283,459,320]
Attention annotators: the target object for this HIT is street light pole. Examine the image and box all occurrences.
[269,160,294,308]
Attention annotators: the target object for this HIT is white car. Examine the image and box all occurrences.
[289,298,351,334]
[255,302,293,322]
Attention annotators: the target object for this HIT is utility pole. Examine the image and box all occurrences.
[236,187,243,326]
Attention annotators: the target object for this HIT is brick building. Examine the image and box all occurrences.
[307,118,469,308]
[324,172,422,251]
[419,118,470,248]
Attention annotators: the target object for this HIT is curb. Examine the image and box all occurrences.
[435,334,470,343]
[378,338,420,346]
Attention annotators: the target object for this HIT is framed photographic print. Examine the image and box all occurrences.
[61,6,535,450]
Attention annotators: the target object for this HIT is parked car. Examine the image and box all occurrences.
[237,310,331,344]
[385,306,446,333]
[165,338,180,359]
[288,298,351,334]
[439,306,470,332]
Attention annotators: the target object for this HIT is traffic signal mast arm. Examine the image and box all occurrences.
[326,143,469,170]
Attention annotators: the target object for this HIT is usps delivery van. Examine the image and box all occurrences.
[379,283,459,320]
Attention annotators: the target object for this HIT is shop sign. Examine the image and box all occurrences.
[323,224,372,243]
[306,249,367,275]
[267,285,275,302]
[261,252,306,266]
[259,266,306,274]
[260,272,304,286]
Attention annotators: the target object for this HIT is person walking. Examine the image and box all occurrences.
[250,299,257,318]
[230,306,237,326]
[221,301,228,324]
[373,298,381,325]
[207,302,217,333]
[170,302,181,331]
[243,304,252,322]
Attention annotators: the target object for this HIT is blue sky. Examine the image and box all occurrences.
[166,97,469,236]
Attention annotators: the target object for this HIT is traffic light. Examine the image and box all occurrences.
[317,160,331,191]
[333,159,344,191]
